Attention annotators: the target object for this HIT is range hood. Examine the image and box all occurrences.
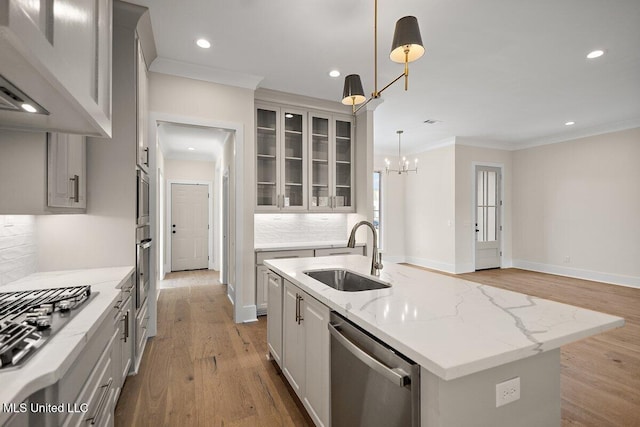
[0,74,49,115]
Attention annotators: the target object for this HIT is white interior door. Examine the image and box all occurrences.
[475,166,501,270]
[171,183,209,271]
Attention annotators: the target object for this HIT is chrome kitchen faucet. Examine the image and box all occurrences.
[347,221,383,276]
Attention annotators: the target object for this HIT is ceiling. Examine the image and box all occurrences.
[157,122,231,162]
[129,0,640,155]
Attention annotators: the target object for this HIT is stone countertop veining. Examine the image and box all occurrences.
[264,255,624,381]
[0,266,134,421]
[254,241,365,252]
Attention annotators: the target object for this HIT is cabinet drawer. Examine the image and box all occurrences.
[314,247,364,257]
[256,249,314,265]
[59,306,116,404]
[62,329,116,427]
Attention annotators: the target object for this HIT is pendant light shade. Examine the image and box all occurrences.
[341,74,366,106]
[390,16,425,63]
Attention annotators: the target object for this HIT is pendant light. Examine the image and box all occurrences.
[385,130,418,174]
[341,0,425,113]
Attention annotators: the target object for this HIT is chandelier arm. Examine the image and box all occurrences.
[378,72,406,96]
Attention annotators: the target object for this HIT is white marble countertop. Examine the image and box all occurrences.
[0,267,134,423]
[255,241,364,252]
[264,255,624,381]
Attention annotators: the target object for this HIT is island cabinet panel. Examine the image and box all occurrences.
[282,280,305,395]
[301,292,330,427]
[281,278,330,427]
[266,270,283,367]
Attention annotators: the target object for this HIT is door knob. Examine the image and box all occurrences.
[172,231,176,234]
[172,224,176,227]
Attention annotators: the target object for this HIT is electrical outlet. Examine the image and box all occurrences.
[496,377,520,407]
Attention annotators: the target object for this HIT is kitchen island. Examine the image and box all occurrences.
[264,255,624,427]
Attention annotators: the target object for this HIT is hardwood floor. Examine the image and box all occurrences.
[116,268,640,427]
[115,270,313,427]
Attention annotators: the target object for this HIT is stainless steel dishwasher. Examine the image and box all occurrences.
[328,312,420,427]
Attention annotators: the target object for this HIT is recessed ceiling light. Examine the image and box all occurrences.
[329,70,341,78]
[586,49,604,59]
[188,147,195,151]
[21,103,37,113]
[196,38,211,49]
[565,121,575,126]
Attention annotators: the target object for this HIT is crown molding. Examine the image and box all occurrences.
[150,57,263,90]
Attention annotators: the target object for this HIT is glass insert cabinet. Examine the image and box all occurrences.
[256,103,354,212]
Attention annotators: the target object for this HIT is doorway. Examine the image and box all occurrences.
[221,171,229,285]
[170,183,209,271]
[474,165,502,270]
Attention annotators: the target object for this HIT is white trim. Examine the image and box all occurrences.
[512,260,640,289]
[166,179,214,272]
[405,256,457,274]
[513,119,640,150]
[151,57,263,90]
[241,305,259,323]
[471,162,505,272]
[149,112,249,323]
[384,255,407,264]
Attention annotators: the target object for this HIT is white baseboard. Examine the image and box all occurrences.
[405,257,457,274]
[240,305,258,323]
[383,255,407,264]
[512,260,640,289]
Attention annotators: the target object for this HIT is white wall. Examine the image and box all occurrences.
[454,143,513,273]
[512,127,640,287]
[373,154,406,262]
[164,159,216,182]
[0,216,37,285]
[401,144,457,272]
[149,72,255,322]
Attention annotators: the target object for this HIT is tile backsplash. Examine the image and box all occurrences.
[254,214,348,245]
[0,215,37,286]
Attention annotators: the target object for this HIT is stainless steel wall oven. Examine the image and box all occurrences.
[136,168,149,226]
[136,225,151,309]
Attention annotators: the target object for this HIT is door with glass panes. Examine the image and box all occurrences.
[475,165,502,270]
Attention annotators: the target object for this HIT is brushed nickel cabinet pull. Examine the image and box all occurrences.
[69,174,79,203]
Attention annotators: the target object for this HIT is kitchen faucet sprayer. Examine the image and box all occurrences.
[347,221,383,276]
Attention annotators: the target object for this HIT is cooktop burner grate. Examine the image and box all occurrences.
[0,285,91,323]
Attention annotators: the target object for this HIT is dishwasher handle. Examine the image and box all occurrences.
[328,323,410,387]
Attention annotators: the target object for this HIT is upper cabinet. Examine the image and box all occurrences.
[0,0,112,137]
[48,133,87,209]
[0,129,86,214]
[256,105,308,211]
[309,113,354,212]
[256,102,354,213]
[136,36,149,172]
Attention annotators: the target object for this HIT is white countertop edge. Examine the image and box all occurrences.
[264,257,624,381]
[0,266,134,420]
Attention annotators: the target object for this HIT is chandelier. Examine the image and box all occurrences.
[341,0,425,113]
[385,130,418,174]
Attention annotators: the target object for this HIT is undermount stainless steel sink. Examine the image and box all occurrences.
[304,269,391,292]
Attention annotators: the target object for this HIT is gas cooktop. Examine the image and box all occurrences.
[0,286,94,370]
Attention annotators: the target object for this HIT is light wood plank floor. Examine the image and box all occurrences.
[115,268,640,427]
[115,270,313,427]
